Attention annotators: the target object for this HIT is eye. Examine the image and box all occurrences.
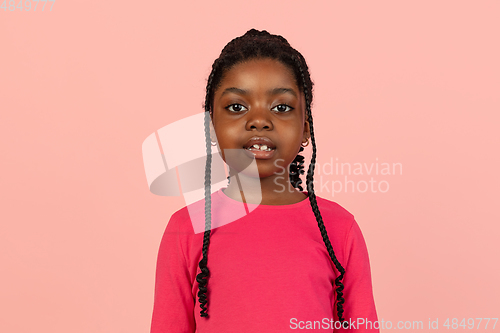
[225,103,248,113]
[272,104,294,113]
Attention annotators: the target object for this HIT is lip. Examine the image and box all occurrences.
[243,147,276,160]
[243,136,276,160]
[243,136,276,149]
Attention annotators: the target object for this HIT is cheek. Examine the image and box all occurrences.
[215,126,239,145]
[285,125,305,144]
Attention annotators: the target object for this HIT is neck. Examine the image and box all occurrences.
[223,168,306,205]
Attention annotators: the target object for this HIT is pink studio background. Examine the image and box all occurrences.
[1,1,499,332]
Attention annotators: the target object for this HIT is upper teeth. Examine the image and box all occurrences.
[248,144,272,151]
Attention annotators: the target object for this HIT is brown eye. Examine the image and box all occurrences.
[272,104,294,113]
[226,104,247,112]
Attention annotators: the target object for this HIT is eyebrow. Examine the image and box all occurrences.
[220,87,298,98]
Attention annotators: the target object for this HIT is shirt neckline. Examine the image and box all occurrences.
[216,187,311,210]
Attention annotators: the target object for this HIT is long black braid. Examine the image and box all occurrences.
[293,52,347,323]
[194,110,212,317]
[197,29,347,325]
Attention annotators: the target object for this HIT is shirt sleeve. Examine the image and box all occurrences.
[150,212,196,333]
[337,218,379,332]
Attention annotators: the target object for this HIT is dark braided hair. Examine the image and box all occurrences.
[198,29,347,326]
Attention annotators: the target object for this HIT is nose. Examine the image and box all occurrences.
[245,104,273,131]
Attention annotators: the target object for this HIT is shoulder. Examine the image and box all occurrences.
[165,205,196,235]
[304,194,358,243]
[165,190,225,235]
[309,194,371,268]
[312,194,355,225]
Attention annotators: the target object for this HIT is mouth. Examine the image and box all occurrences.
[244,143,275,152]
[242,136,277,160]
[243,144,276,160]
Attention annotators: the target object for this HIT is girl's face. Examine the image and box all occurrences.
[210,58,310,180]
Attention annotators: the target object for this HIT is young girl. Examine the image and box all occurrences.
[151,29,379,332]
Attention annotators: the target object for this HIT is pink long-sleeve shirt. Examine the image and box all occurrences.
[151,188,379,332]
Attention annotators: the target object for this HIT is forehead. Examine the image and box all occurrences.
[217,58,298,91]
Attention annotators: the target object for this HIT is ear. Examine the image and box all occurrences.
[302,119,311,143]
